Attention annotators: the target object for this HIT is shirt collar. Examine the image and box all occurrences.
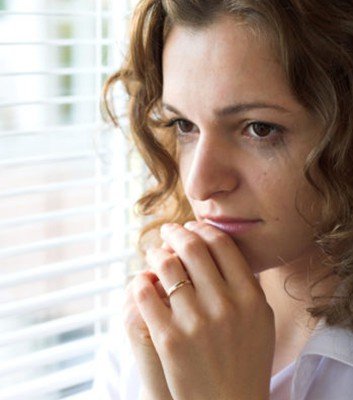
[291,320,353,400]
[300,319,353,367]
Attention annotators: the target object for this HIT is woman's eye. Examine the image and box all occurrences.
[165,118,196,135]
[177,119,195,133]
[248,122,276,137]
[245,122,284,141]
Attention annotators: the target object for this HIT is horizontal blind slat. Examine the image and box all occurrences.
[0,10,112,17]
[0,362,95,400]
[0,95,97,108]
[0,307,118,346]
[0,281,122,318]
[0,122,104,138]
[0,177,114,198]
[63,390,93,400]
[0,66,114,76]
[0,253,133,288]
[0,206,140,234]
[0,39,114,46]
[0,336,103,375]
[0,203,117,230]
[0,230,113,260]
[0,152,109,168]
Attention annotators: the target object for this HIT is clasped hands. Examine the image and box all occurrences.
[123,221,275,400]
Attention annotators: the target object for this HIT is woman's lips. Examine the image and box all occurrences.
[204,218,261,235]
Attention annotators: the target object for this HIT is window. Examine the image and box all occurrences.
[0,0,145,398]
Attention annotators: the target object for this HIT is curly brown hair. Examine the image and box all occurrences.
[102,0,353,329]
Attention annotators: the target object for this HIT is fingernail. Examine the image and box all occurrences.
[160,224,168,236]
[184,221,197,230]
[160,223,175,236]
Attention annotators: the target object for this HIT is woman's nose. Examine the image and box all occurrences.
[183,135,240,201]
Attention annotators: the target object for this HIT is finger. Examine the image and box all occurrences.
[154,279,167,297]
[126,269,159,286]
[159,223,225,297]
[123,278,153,345]
[132,271,171,340]
[123,274,170,344]
[184,221,260,292]
[127,270,170,305]
[124,279,173,400]
[146,247,196,313]
[153,278,171,307]
[161,241,174,253]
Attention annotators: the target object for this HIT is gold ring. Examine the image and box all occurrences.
[167,279,193,297]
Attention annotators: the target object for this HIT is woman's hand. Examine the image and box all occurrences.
[132,221,275,400]
[123,270,174,400]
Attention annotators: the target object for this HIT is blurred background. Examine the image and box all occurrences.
[0,0,146,398]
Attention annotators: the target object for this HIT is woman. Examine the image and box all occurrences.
[94,0,353,399]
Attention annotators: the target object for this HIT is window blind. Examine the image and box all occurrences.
[0,0,145,399]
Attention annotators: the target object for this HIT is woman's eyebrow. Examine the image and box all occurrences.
[162,102,291,117]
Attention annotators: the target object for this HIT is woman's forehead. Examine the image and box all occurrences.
[162,19,300,118]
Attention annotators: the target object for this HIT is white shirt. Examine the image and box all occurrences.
[92,320,353,399]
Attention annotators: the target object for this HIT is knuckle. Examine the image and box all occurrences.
[124,316,152,345]
[158,254,179,272]
[159,329,180,352]
[211,296,236,322]
[134,281,152,304]
[209,230,233,247]
[122,303,144,335]
[184,314,208,337]
[182,236,203,254]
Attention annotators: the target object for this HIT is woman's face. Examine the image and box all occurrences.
[162,16,324,273]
